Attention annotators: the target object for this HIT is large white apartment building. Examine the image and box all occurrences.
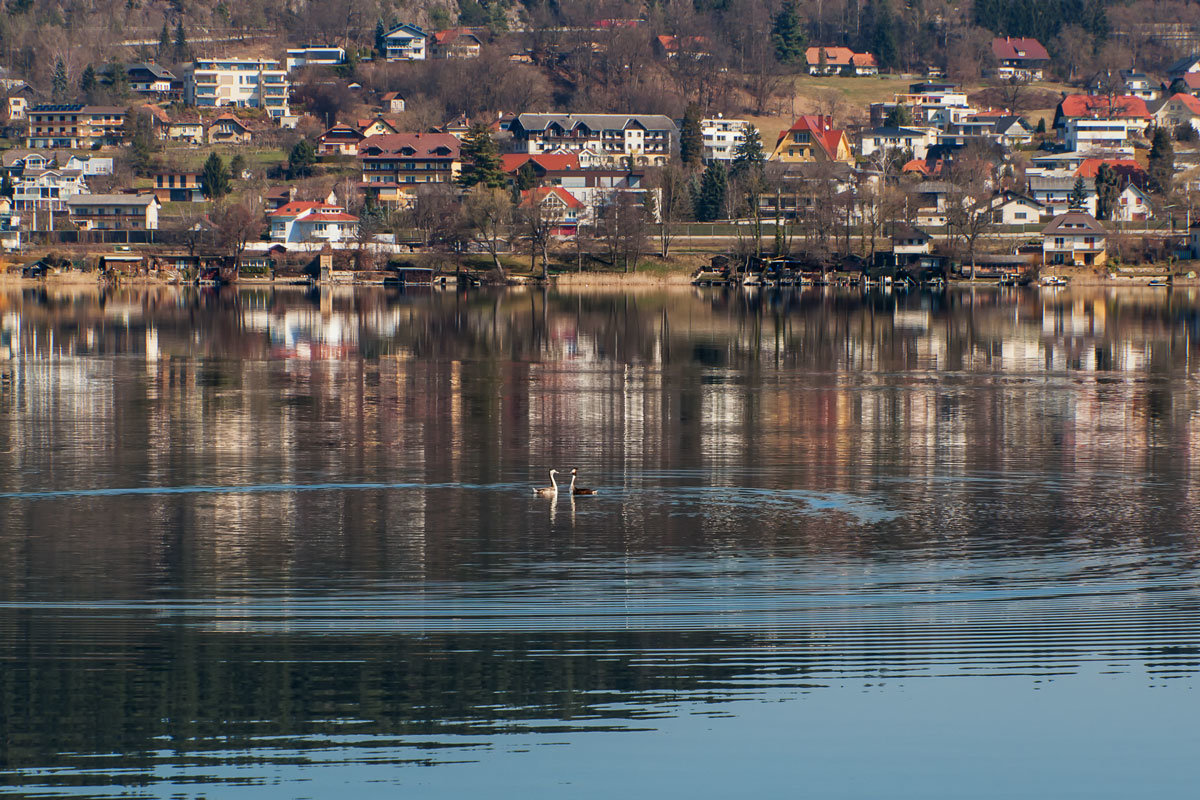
[700,117,752,161]
[1063,118,1143,153]
[508,114,678,167]
[184,58,290,118]
[285,47,346,71]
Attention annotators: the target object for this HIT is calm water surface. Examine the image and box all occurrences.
[1,284,1199,798]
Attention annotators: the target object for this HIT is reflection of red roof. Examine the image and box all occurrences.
[521,186,583,209]
[1074,158,1146,181]
[501,153,581,173]
[1058,94,1150,119]
[992,37,1049,61]
[777,115,847,160]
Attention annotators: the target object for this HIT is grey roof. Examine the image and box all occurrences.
[992,116,1031,133]
[67,193,157,206]
[1168,55,1200,75]
[1029,175,1088,192]
[910,180,957,194]
[1042,212,1106,234]
[892,224,931,241]
[127,62,176,80]
[514,113,678,134]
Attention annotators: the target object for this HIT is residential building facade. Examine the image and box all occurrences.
[358,132,462,204]
[769,115,854,163]
[700,117,752,161]
[285,47,347,71]
[66,193,160,230]
[1042,212,1107,266]
[383,24,428,61]
[269,201,359,243]
[26,104,126,149]
[990,37,1050,81]
[508,114,677,167]
[185,58,290,118]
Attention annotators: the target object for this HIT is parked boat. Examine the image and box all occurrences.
[1040,275,1068,287]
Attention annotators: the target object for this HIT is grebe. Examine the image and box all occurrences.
[569,469,597,495]
[534,469,561,497]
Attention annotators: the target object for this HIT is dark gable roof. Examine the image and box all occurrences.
[127,63,176,80]
[1042,212,1106,235]
[357,132,461,158]
[514,113,678,135]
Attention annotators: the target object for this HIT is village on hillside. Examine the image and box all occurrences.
[2,3,1200,285]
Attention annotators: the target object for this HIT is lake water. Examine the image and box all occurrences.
[1,284,1199,798]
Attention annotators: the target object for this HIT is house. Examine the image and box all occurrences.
[318,124,367,156]
[805,46,879,76]
[66,193,160,230]
[165,116,204,144]
[358,132,462,204]
[383,23,428,61]
[184,58,290,118]
[769,115,854,163]
[1150,93,1200,134]
[501,153,582,184]
[757,162,855,220]
[207,113,251,144]
[1168,54,1200,81]
[987,191,1045,225]
[381,92,406,114]
[1042,212,1106,266]
[990,37,1049,81]
[269,201,358,243]
[1074,158,1146,186]
[1115,183,1153,222]
[126,63,176,95]
[991,116,1035,146]
[13,168,88,212]
[908,180,957,227]
[285,46,347,71]
[26,104,126,148]
[508,114,677,167]
[356,117,400,138]
[1030,174,1096,217]
[429,29,483,59]
[876,83,973,128]
[263,186,298,211]
[653,35,711,59]
[7,95,27,120]
[501,153,649,209]
[858,126,937,160]
[1027,151,1091,176]
[1063,117,1146,152]
[520,187,585,235]
[1088,70,1159,102]
[152,170,204,202]
[700,117,753,161]
[892,224,932,255]
[1054,95,1151,129]
[61,154,113,175]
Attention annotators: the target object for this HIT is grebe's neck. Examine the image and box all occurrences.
[549,470,558,490]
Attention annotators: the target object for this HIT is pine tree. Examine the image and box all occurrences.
[375,19,388,57]
[1094,165,1120,219]
[883,104,912,127]
[1148,127,1174,194]
[679,103,704,167]
[694,161,727,222]
[128,109,160,172]
[52,58,69,101]
[174,20,189,63]
[158,22,170,59]
[229,154,246,180]
[202,153,231,199]
[731,123,765,178]
[457,124,504,189]
[514,160,539,192]
[107,62,130,99]
[287,140,317,179]
[79,64,97,99]
[771,1,807,65]
[1068,177,1088,210]
[870,1,898,71]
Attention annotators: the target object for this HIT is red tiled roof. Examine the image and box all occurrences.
[1074,158,1146,181]
[432,28,481,45]
[851,52,878,68]
[1183,74,1200,89]
[806,46,854,66]
[501,153,581,173]
[270,201,346,218]
[521,186,583,209]
[357,132,461,158]
[992,37,1049,61]
[655,35,710,52]
[1057,94,1150,119]
[1165,92,1200,115]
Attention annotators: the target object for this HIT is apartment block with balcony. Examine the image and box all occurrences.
[269,201,358,243]
[358,133,461,204]
[184,59,290,118]
[700,117,752,161]
[383,24,428,61]
[1042,212,1107,267]
[26,104,127,149]
[13,168,89,212]
[66,193,160,230]
[508,114,677,167]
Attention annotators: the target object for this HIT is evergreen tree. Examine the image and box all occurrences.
[771,1,807,66]
[883,104,912,127]
[287,140,317,179]
[201,152,231,199]
[0,174,13,198]
[1094,164,1120,220]
[1036,118,1046,134]
[128,109,160,172]
[457,124,504,189]
[694,161,727,222]
[679,103,704,167]
[1148,127,1174,194]
[79,65,97,99]
[731,123,765,178]
[158,22,170,59]
[1068,176,1088,210]
[52,59,68,101]
[374,19,388,58]
[174,20,190,63]
[107,62,130,100]
[870,1,898,70]
[514,160,538,192]
[229,153,247,180]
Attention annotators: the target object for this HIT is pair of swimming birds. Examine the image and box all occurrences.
[534,468,596,497]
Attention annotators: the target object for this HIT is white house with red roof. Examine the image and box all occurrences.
[1150,93,1200,134]
[269,201,359,243]
[805,46,878,76]
[520,187,586,235]
[990,37,1049,81]
[429,29,483,59]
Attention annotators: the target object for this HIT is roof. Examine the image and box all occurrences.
[1057,94,1150,119]
[381,91,404,101]
[357,132,461,158]
[1042,212,1106,235]
[521,187,584,209]
[67,193,157,207]
[1168,55,1200,75]
[210,113,249,129]
[127,62,176,80]
[864,126,929,137]
[320,124,366,140]
[655,35,710,52]
[269,201,357,221]
[500,153,581,172]
[431,28,482,46]
[513,113,677,134]
[991,37,1049,62]
[805,46,867,67]
[892,224,931,241]
[1154,93,1200,115]
[385,23,426,37]
[1074,158,1145,180]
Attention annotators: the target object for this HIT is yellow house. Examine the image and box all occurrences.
[769,115,854,163]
